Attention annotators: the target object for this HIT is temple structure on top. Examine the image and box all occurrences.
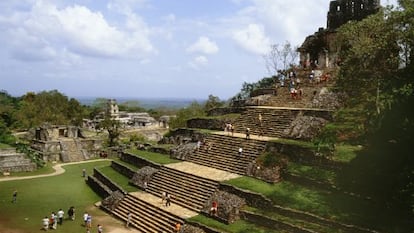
[298,0,380,69]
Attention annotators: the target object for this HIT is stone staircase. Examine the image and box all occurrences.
[187,134,266,175]
[233,107,299,138]
[112,193,184,233]
[268,85,317,108]
[145,166,219,212]
[0,149,37,172]
[60,139,85,162]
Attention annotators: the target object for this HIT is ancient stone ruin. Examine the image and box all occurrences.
[0,148,37,173]
[298,0,380,69]
[31,125,102,162]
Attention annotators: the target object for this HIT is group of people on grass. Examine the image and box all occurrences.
[41,208,103,233]
[41,207,72,231]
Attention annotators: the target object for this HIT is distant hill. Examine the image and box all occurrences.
[76,97,205,109]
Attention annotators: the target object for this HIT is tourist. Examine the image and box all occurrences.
[161,191,166,204]
[82,169,86,178]
[12,190,17,203]
[196,140,201,151]
[238,147,243,157]
[42,216,49,231]
[57,208,64,225]
[165,192,171,207]
[68,206,75,220]
[245,128,250,139]
[210,201,218,216]
[258,113,263,126]
[50,212,57,230]
[83,212,89,227]
[126,212,132,228]
[97,224,103,233]
[174,222,181,233]
[86,214,92,228]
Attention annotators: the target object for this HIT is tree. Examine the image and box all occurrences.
[97,115,121,147]
[204,94,224,111]
[169,101,204,129]
[263,41,299,76]
[334,2,414,225]
[335,8,400,133]
[14,90,86,129]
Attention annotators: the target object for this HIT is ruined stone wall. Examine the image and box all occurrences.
[327,0,380,30]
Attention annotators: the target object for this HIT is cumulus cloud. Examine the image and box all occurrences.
[186,36,219,55]
[2,1,155,61]
[189,55,209,69]
[232,23,271,54]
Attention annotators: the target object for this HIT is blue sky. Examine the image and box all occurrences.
[0,0,398,100]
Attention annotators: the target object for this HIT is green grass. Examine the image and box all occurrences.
[244,206,345,233]
[286,162,337,184]
[188,214,287,233]
[126,149,180,164]
[224,176,386,229]
[0,143,13,149]
[0,160,110,233]
[97,166,139,192]
[332,144,361,162]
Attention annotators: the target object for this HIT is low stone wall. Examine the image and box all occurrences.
[186,118,226,131]
[93,168,127,195]
[241,210,315,233]
[266,141,342,170]
[111,161,136,179]
[207,107,244,116]
[219,184,273,209]
[86,175,112,198]
[119,152,162,169]
[159,128,208,145]
[250,88,276,97]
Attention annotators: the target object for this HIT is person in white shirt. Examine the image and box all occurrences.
[57,209,64,225]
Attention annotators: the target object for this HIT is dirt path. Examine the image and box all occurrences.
[0,159,110,182]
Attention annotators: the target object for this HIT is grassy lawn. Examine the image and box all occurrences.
[286,162,337,184]
[332,144,361,163]
[97,166,139,192]
[0,143,13,149]
[0,160,110,233]
[126,149,180,164]
[188,214,287,233]
[224,176,388,230]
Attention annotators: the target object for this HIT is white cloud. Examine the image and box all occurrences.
[186,36,219,55]
[3,1,155,61]
[189,55,209,69]
[232,23,270,54]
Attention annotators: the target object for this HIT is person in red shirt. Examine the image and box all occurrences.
[210,201,218,216]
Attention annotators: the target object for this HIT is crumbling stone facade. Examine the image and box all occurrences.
[299,0,380,69]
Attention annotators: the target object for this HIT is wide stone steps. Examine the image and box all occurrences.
[113,193,184,233]
[233,108,299,138]
[187,134,266,175]
[146,166,219,212]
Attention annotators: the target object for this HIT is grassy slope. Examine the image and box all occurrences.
[0,160,110,233]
